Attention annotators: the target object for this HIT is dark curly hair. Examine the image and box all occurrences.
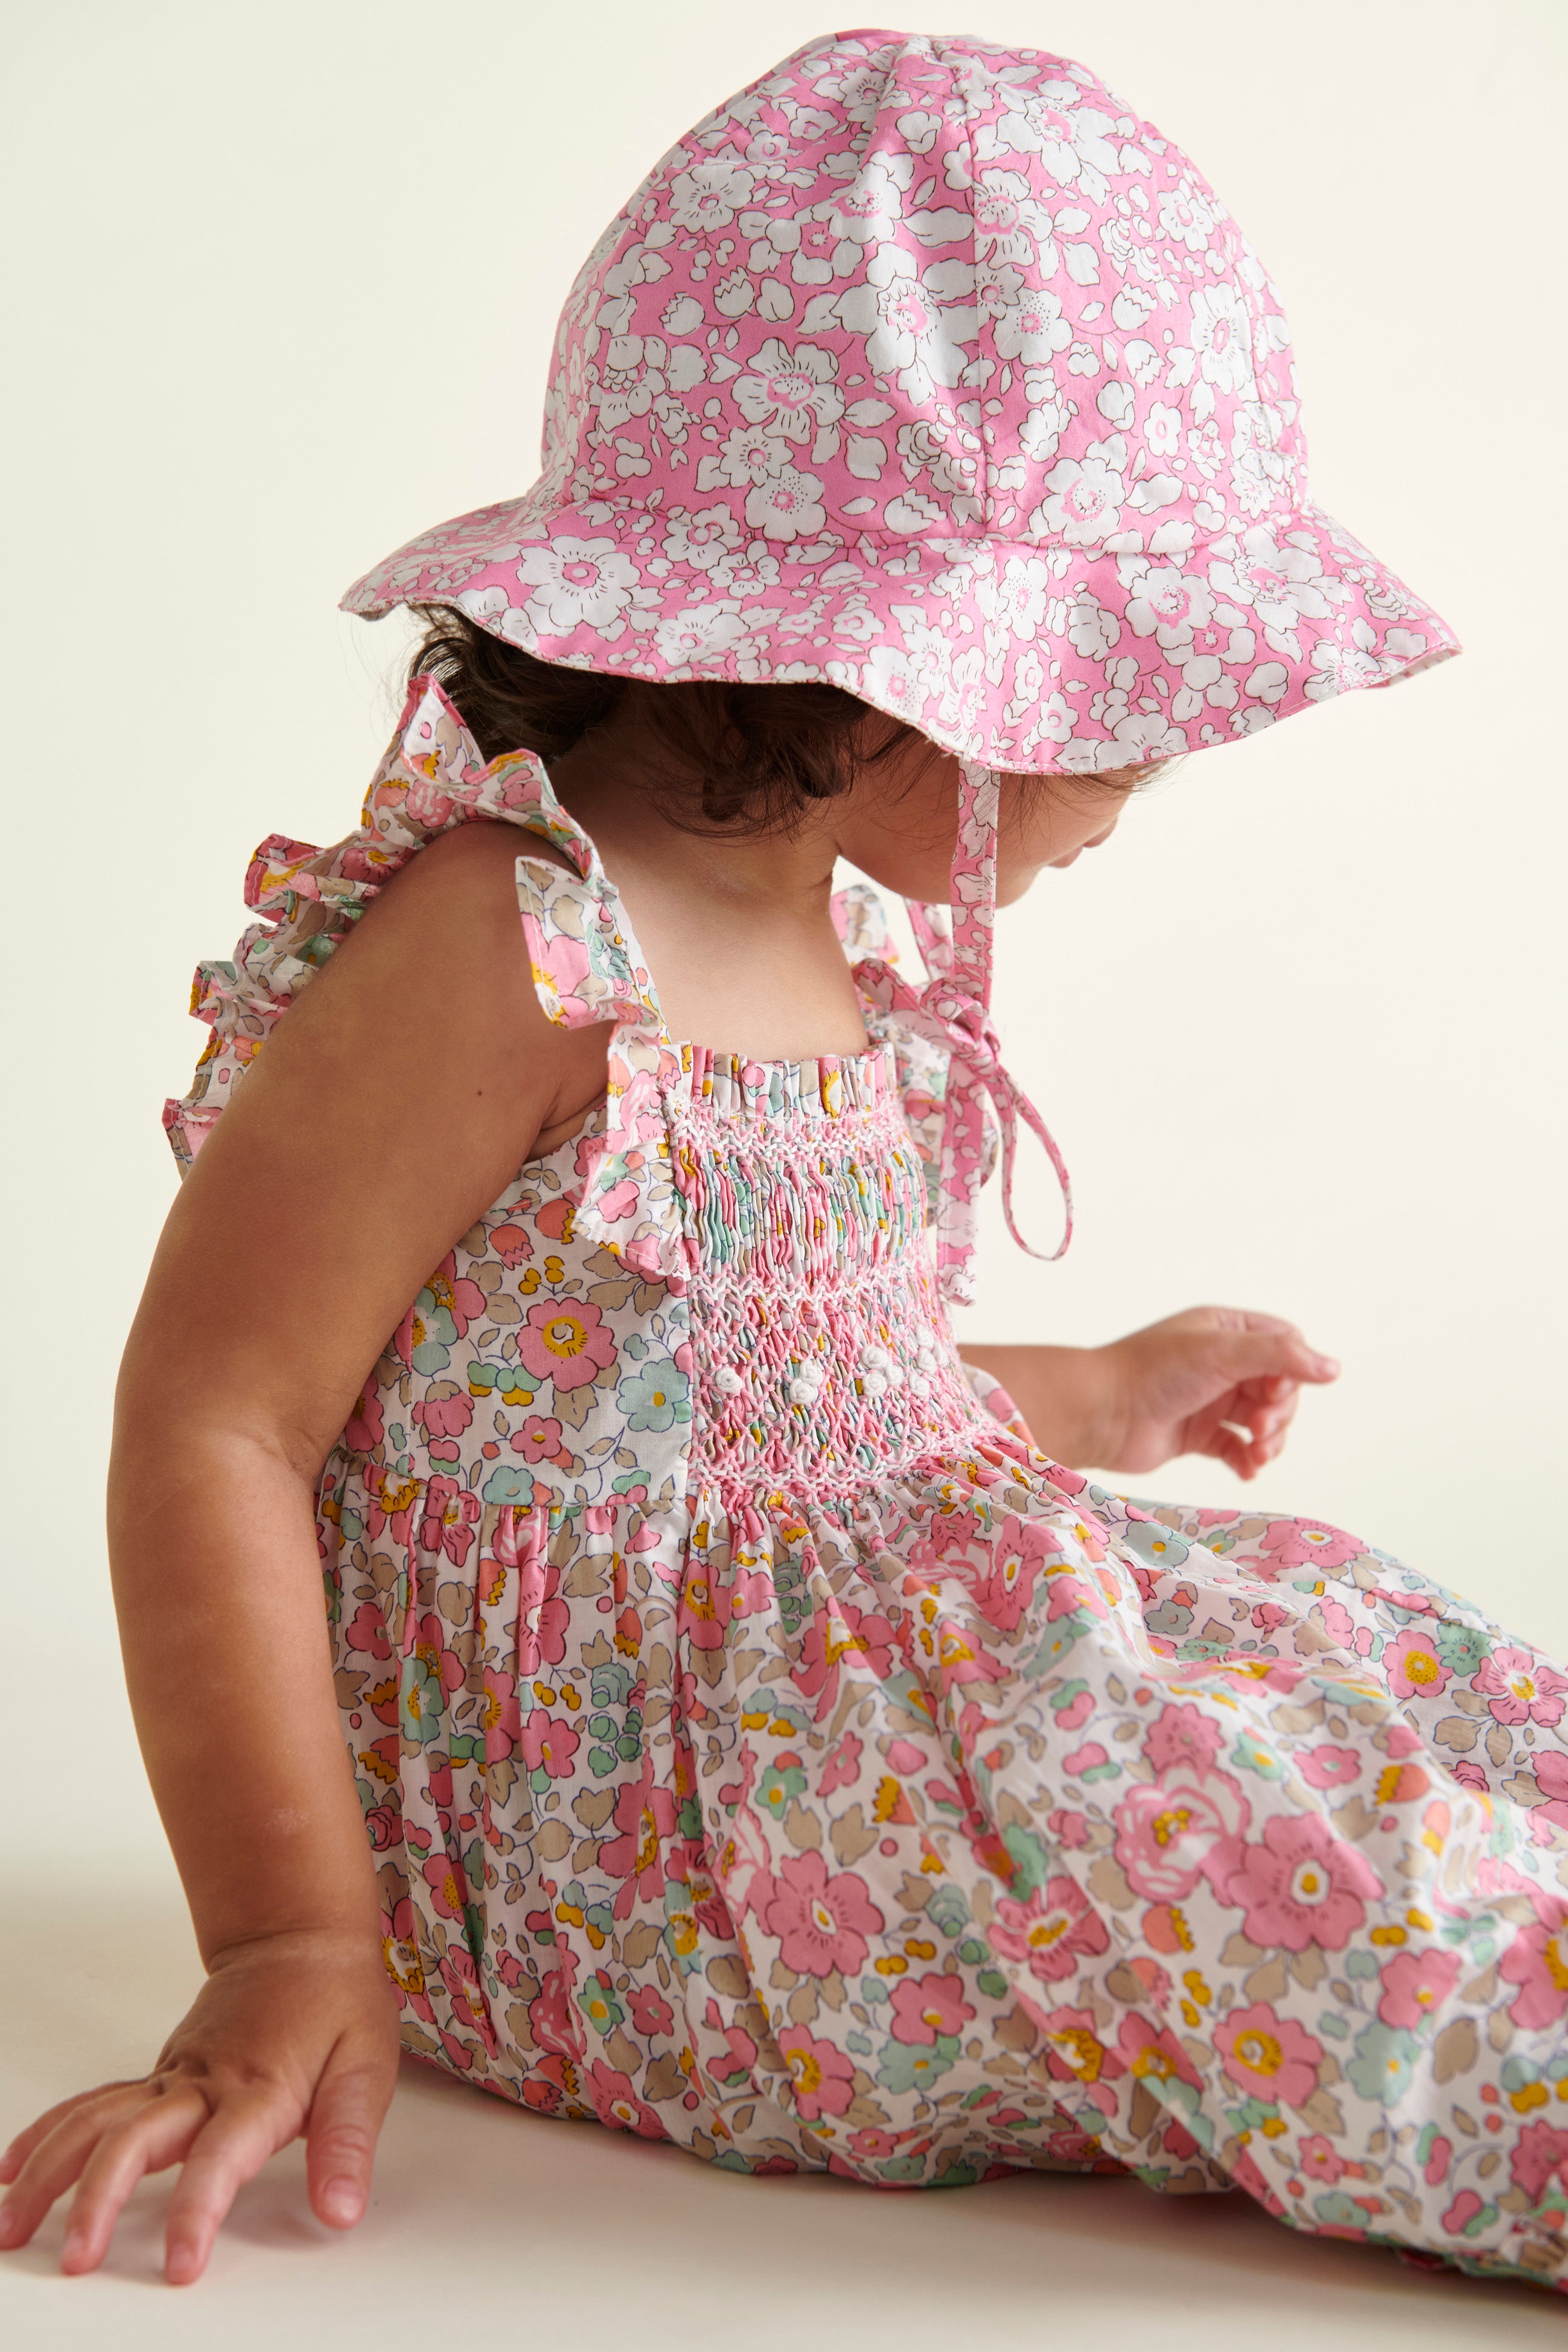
[407,604,1149,833]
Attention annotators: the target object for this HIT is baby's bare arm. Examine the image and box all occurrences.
[0,821,606,2283]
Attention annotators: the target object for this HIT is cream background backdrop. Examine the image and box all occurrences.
[3,1,1564,2339]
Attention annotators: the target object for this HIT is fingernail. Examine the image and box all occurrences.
[321,2180,362,2225]
[0,2207,19,2247]
[1316,1356,1340,1377]
[61,2229,85,2268]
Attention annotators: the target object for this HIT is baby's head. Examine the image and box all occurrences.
[412,604,1161,910]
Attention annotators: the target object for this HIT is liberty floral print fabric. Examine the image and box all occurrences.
[171,684,1568,2293]
[340,29,1458,773]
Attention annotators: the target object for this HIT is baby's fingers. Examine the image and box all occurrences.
[0,2082,165,2250]
[60,2088,212,2275]
[162,2088,297,2286]
[0,2079,144,2185]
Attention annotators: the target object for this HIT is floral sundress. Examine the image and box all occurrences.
[167,675,1568,2292]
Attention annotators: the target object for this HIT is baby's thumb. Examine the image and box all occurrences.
[305,2039,396,2231]
[1214,1328,1339,1386]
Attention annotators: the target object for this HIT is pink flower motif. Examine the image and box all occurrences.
[1298,1745,1362,1789]
[1213,2000,1323,2109]
[1036,2004,1122,2086]
[421,1849,469,1922]
[510,1413,564,1462]
[819,1732,862,1796]
[1115,2012,1200,2089]
[1383,1627,1451,1701]
[594,1177,640,1223]
[760,1850,885,1979]
[345,1600,392,1660]
[629,1985,674,2038]
[1474,1645,1568,1729]
[1046,1571,1101,1622]
[520,1708,581,1780]
[1047,1807,1090,1849]
[972,1512,1060,1629]
[1509,2118,1568,2205]
[598,1754,678,1913]
[1143,1701,1223,1777]
[1298,2133,1345,2185]
[512,1550,569,1675]
[888,1972,977,2045]
[1258,1517,1363,1572]
[679,1561,734,1653]
[1423,2132,1453,2187]
[407,1610,465,1699]
[778,2026,856,2120]
[1376,1946,1463,2029]
[792,1600,896,1719]
[417,1475,482,1566]
[415,1391,474,1442]
[987,1875,1110,1983]
[1112,1762,1252,1904]
[1441,2188,1487,2236]
[1223,1815,1383,1953]
[489,1222,533,1268]
[516,1296,618,1392]
[344,1386,384,1452]
[587,2060,666,2138]
[1311,1596,1355,1647]
[479,1666,521,1764]
[1499,1910,1568,2030]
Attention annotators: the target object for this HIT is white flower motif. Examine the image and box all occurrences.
[990,282,1072,365]
[1146,401,1182,457]
[703,421,790,491]
[1187,283,1255,397]
[734,339,844,442]
[516,538,637,635]
[1304,617,1386,702]
[971,168,1059,270]
[667,160,757,234]
[1208,527,1335,659]
[653,602,748,668]
[831,246,976,406]
[1123,563,1216,649]
[1019,380,1070,465]
[661,506,744,573]
[1065,587,1121,660]
[1158,180,1221,253]
[744,465,827,541]
[1031,436,1129,548]
[713,1365,744,1395]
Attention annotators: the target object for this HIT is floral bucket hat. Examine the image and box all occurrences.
[342,26,1458,775]
[338,28,1459,1301]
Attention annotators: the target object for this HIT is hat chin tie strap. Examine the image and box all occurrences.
[851,758,1073,1307]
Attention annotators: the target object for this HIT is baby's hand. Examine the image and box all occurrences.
[0,1926,398,2284]
[1097,1305,1339,1480]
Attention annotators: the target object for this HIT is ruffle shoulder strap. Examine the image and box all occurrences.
[163,676,686,1283]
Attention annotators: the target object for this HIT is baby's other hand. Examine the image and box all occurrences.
[1097,1305,1339,1480]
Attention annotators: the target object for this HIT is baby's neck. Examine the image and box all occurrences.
[546,728,869,1063]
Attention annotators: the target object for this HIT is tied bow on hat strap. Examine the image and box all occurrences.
[854,760,1072,1307]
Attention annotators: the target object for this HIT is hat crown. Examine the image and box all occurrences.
[533,28,1307,558]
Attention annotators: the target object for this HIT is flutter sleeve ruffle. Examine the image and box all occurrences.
[163,674,686,1280]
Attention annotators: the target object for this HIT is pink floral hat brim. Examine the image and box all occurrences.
[340,31,1459,773]
[343,490,1455,773]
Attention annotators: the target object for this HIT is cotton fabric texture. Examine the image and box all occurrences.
[167,683,1568,2293]
[340,29,1458,771]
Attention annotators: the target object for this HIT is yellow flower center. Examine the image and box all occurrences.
[1235,2030,1281,2079]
